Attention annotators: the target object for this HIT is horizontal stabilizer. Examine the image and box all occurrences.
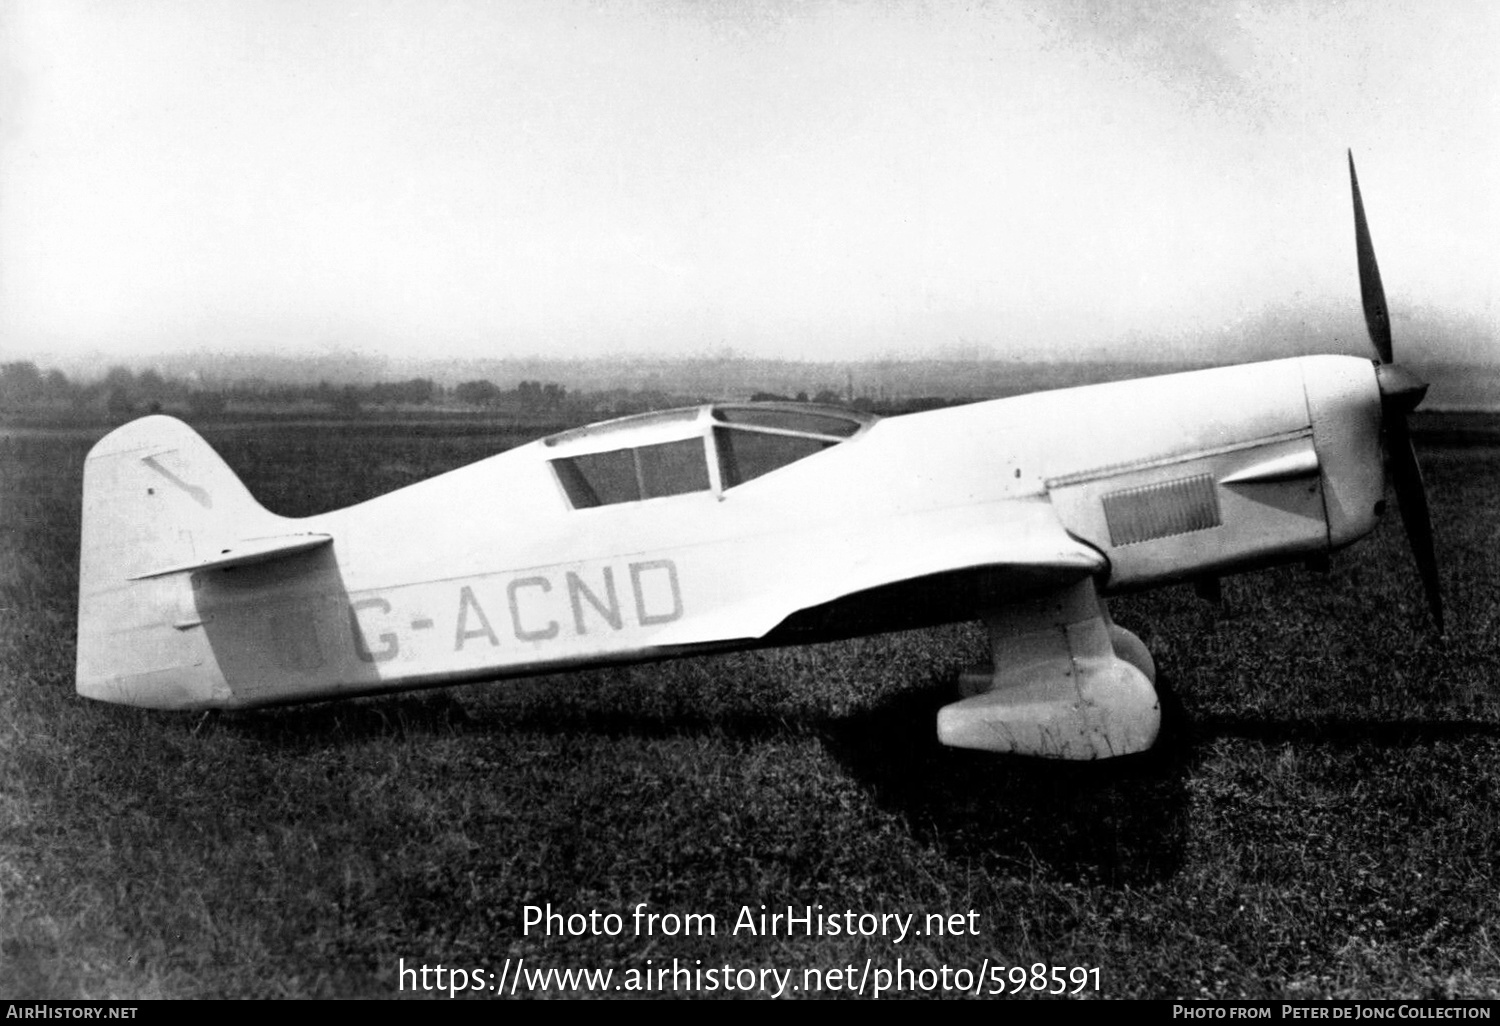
[129,533,333,580]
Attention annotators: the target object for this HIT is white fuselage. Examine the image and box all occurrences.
[76,355,1386,710]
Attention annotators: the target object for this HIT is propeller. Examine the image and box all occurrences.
[1348,150,1444,634]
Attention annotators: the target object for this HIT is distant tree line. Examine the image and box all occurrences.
[452,379,568,410]
[0,361,491,415]
[0,360,895,422]
[750,389,846,405]
[0,361,618,421]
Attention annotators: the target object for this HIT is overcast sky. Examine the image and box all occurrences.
[2,0,1496,367]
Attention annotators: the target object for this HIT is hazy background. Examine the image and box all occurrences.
[2,0,1496,374]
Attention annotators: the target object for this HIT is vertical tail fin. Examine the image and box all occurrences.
[76,416,285,707]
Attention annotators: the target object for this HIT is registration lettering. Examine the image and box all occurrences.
[507,577,558,641]
[349,596,398,663]
[346,558,684,661]
[455,585,501,649]
[567,568,621,634]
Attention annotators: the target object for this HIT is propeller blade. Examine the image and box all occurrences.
[1385,416,1444,634]
[1347,152,1441,633]
[1349,151,1394,364]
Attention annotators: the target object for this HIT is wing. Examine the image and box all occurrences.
[647,496,1105,648]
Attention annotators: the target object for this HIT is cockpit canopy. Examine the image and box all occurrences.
[545,403,874,509]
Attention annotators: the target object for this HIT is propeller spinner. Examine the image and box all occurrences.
[1348,151,1444,633]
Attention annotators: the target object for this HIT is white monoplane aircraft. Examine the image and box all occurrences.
[76,155,1441,758]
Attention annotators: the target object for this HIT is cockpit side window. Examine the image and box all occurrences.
[551,404,873,507]
[554,447,639,507]
[638,437,711,498]
[552,438,710,508]
[716,429,832,488]
[710,404,870,489]
[713,407,864,438]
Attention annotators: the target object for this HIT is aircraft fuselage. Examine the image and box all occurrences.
[76,354,1386,711]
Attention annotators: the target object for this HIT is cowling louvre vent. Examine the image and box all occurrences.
[1103,475,1221,546]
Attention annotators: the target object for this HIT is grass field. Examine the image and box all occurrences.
[2,419,1498,999]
